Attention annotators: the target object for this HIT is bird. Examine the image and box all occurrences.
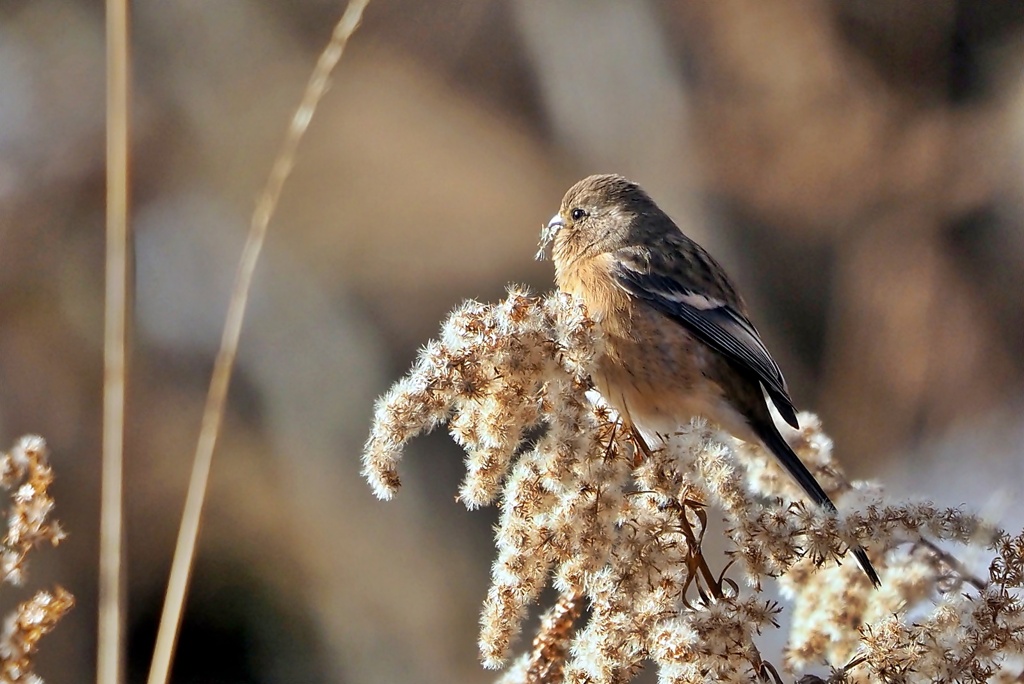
[537,173,879,587]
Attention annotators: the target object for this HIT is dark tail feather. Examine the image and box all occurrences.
[755,421,881,588]
[851,546,880,587]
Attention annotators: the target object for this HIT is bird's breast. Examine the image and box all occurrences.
[556,254,738,438]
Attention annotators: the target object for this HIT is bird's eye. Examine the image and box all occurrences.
[570,208,588,221]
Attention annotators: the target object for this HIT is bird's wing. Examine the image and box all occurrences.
[612,251,799,428]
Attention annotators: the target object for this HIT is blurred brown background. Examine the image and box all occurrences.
[2,0,1024,681]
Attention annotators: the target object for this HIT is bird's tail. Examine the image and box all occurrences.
[755,421,881,588]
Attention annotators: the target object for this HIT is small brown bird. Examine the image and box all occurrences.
[538,174,879,587]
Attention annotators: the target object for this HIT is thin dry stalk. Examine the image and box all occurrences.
[145,3,372,684]
[99,1,130,683]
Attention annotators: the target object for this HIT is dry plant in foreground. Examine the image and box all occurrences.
[364,288,1024,683]
[0,436,72,684]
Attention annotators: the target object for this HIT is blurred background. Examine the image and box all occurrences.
[2,0,1024,681]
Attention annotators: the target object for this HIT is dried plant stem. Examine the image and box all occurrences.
[918,538,987,590]
[676,503,723,600]
[526,593,582,683]
[631,427,723,599]
[144,3,371,684]
[99,1,130,683]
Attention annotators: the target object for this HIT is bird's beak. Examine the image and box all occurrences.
[536,213,565,261]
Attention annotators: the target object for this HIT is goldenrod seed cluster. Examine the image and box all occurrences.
[364,290,1021,683]
[0,436,71,684]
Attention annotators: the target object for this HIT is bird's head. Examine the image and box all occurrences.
[536,174,657,264]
